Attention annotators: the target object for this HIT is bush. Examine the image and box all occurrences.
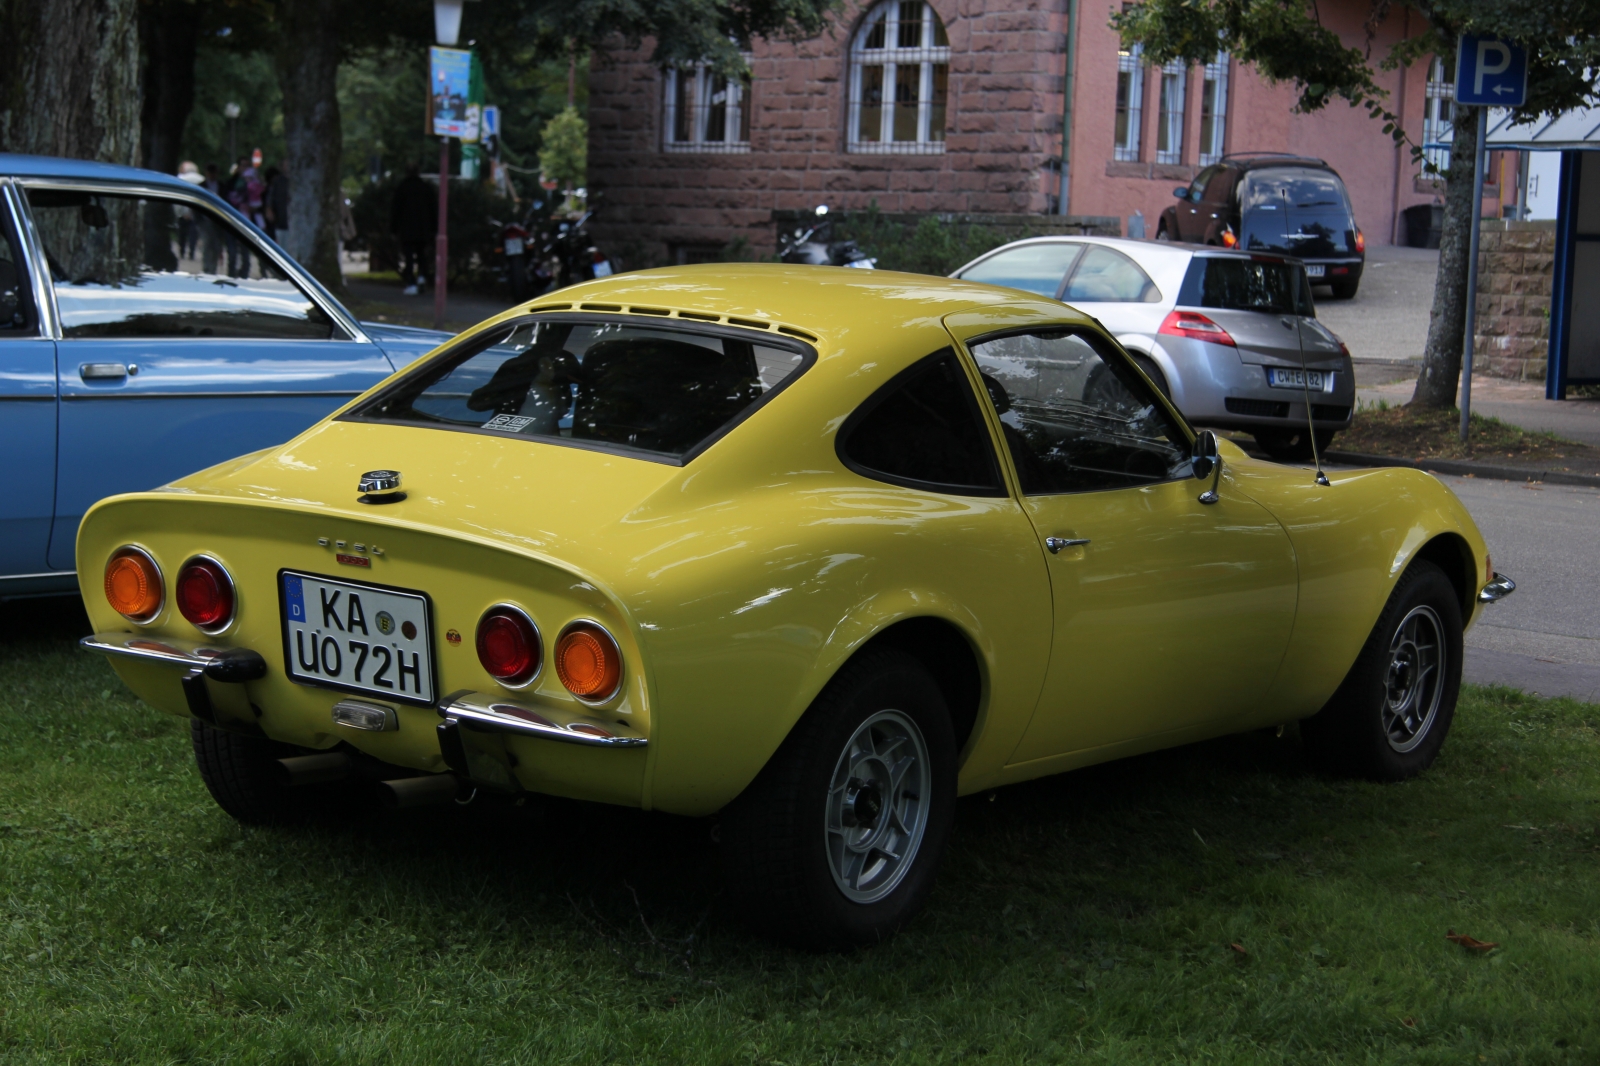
[349,174,515,288]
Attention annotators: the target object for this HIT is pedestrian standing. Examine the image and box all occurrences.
[390,162,436,295]
[177,161,204,259]
[223,157,253,277]
[200,163,224,274]
[263,165,289,245]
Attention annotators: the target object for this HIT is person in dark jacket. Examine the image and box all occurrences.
[263,165,289,243]
[390,162,436,294]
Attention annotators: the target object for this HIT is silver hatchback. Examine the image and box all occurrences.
[950,236,1354,461]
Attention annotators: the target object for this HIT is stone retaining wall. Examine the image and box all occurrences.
[1475,220,1556,381]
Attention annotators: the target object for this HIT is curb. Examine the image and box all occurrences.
[1322,450,1600,488]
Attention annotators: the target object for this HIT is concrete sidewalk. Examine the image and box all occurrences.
[1357,374,1600,448]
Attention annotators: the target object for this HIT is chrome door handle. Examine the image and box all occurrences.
[1045,537,1090,554]
[79,362,128,380]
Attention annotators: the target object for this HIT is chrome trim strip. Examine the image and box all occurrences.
[60,390,363,401]
[80,631,227,669]
[2,178,61,339]
[1478,572,1516,604]
[438,690,646,748]
[14,176,369,344]
[0,570,76,582]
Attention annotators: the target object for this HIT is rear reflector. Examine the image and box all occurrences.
[104,547,163,622]
[1159,310,1237,347]
[175,556,235,630]
[555,622,623,702]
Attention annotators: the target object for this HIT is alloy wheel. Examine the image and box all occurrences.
[824,709,931,903]
[1382,605,1446,753]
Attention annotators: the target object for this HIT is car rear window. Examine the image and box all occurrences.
[345,316,813,463]
[1177,257,1314,316]
[1240,168,1352,212]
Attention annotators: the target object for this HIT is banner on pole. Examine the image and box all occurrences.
[428,46,475,138]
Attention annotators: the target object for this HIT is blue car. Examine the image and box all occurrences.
[0,155,449,599]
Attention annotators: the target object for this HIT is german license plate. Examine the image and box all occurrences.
[1305,264,1326,277]
[280,570,436,705]
[1267,367,1332,391]
[504,237,524,256]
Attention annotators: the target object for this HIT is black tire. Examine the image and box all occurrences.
[1131,355,1172,399]
[1329,279,1360,300]
[1253,427,1336,462]
[720,648,957,949]
[191,719,328,825]
[1300,560,1464,781]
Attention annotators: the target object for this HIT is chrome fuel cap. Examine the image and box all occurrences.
[358,469,406,504]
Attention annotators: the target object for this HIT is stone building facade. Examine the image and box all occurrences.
[586,0,1494,265]
[1474,221,1557,381]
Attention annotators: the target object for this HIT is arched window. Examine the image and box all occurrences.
[848,1,950,154]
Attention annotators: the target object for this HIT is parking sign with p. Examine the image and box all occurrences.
[1454,34,1528,107]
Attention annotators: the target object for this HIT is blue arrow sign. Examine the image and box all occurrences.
[1454,35,1528,107]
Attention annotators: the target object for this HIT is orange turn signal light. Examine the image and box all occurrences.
[554,622,622,702]
[104,547,163,622]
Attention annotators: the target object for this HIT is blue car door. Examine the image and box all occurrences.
[0,182,60,588]
[21,183,397,572]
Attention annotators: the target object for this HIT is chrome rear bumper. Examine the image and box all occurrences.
[437,690,645,748]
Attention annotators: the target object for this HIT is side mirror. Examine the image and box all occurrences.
[1190,430,1218,480]
[1173,186,1191,201]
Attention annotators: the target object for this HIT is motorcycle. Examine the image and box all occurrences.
[778,205,876,268]
[489,205,537,301]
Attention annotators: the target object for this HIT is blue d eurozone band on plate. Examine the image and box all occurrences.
[279,570,437,705]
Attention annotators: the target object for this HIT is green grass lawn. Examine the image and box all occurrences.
[3,600,1597,1064]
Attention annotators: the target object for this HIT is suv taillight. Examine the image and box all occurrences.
[1159,310,1237,347]
[1354,229,1366,253]
[1220,226,1238,248]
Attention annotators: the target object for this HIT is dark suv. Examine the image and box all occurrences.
[1156,154,1366,299]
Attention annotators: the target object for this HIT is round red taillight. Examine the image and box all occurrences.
[476,606,541,687]
[176,557,235,631]
[554,622,622,702]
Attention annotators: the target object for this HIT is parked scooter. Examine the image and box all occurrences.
[489,204,538,301]
[778,205,876,268]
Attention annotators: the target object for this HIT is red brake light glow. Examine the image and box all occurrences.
[175,557,235,631]
[1159,310,1237,347]
[476,606,541,687]
[1354,229,1366,253]
[1220,227,1239,248]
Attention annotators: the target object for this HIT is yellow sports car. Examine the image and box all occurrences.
[80,266,1514,947]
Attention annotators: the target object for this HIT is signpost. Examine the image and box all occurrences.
[1453,35,1528,442]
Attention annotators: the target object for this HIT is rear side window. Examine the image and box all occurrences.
[959,243,1083,298]
[1060,245,1160,303]
[0,220,31,331]
[348,316,812,464]
[838,350,1003,496]
[1177,257,1314,316]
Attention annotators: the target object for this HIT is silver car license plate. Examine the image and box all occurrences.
[1305,264,1326,277]
[1267,368,1332,391]
[280,570,436,705]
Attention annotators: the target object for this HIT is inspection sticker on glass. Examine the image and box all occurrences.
[484,414,537,432]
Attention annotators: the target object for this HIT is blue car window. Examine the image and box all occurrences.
[959,243,1083,298]
[24,188,335,340]
[349,316,813,464]
[0,226,27,331]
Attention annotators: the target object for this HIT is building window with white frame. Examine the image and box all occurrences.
[1422,56,1453,172]
[1114,42,1144,161]
[1198,52,1228,165]
[847,1,950,154]
[663,63,752,153]
[1155,60,1186,164]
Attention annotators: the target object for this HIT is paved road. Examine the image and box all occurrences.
[1432,472,1600,702]
[1315,245,1438,366]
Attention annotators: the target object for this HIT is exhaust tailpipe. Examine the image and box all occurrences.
[275,752,353,786]
[379,774,461,809]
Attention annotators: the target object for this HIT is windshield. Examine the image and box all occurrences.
[959,243,1082,297]
[347,316,812,462]
[1178,257,1314,317]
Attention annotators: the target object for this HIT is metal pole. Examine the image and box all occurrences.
[1459,105,1488,444]
[434,137,449,330]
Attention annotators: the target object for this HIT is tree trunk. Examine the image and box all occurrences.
[139,0,200,175]
[0,0,140,164]
[273,0,348,298]
[1410,100,1480,409]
